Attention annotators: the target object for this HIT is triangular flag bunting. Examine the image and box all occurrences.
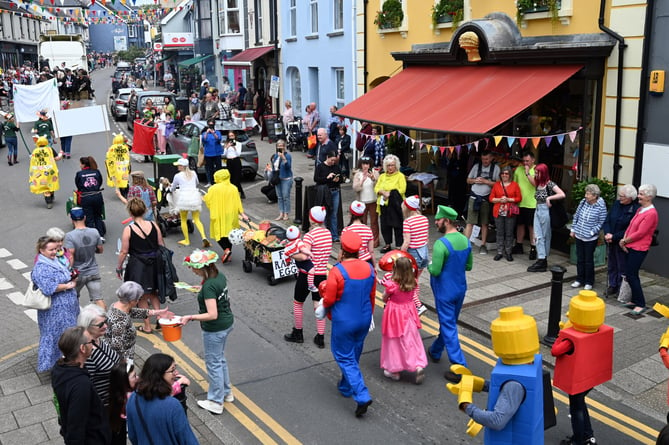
[545,136,553,147]
[439,146,446,155]
[473,140,479,151]
[557,134,565,145]
[531,137,541,148]
[519,138,528,148]
[494,136,503,147]
[507,137,516,147]
[568,130,578,143]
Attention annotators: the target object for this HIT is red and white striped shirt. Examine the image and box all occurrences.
[303,226,332,274]
[283,238,305,259]
[403,214,430,248]
[342,223,374,261]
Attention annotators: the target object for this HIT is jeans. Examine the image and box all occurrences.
[328,189,340,239]
[494,216,516,255]
[204,156,222,186]
[5,136,17,157]
[575,239,597,286]
[203,326,234,404]
[569,389,593,442]
[61,136,73,155]
[275,177,293,214]
[625,248,648,307]
[534,204,551,260]
[607,243,627,289]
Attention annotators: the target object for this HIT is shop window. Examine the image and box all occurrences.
[289,0,297,37]
[334,68,345,109]
[518,0,573,27]
[220,0,241,35]
[310,0,318,34]
[288,67,302,115]
[128,25,136,38]
[198,0,212,39]
[254,0,262,41]
[333,0,344,31]
[376,0,407,39]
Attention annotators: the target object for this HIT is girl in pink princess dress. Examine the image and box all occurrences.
[380,256,428,384]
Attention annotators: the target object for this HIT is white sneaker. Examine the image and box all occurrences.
[383,370,400,381]
[570,281,582,288]
[415,367,425,385]
[417,305,428,316]
[197,399,223,414]
[584,284,593,290]
[224,393,235,403]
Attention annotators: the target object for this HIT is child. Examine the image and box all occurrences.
[380,256,428,384]
[400,195,430,316]
[284,225,318,292]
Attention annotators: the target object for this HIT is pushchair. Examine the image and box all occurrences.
[286,117,307,152]
[155,177,194,237]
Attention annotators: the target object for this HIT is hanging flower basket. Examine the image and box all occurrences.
[431,0,464,28]
[374,0,404,30]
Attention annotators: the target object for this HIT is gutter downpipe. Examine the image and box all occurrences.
[363,0,368,94]
[598,0,626,186]
[632,0,655,186]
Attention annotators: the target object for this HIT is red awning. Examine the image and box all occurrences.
[223,46,274,66]
[336,65,583,134]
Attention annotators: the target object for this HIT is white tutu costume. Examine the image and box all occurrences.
[170,171,202,212]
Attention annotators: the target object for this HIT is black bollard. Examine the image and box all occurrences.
[542,265,567,346]
[294,176,303,225]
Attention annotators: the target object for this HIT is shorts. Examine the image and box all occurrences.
[407,245,429,269]
[517,207,536,227]
[466,195,491,226]
[75,274,103,302]
[294,273,326,303]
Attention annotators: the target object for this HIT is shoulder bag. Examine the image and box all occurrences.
[500,182,520,217]
[269,157,281,186]
[20,275,52,310]
[135,222,179,303]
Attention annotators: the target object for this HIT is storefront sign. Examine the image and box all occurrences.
[163,32,194,48]
[269,75,280,98]
[271,250,298,279]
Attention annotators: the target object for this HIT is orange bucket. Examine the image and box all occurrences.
[159,317,182,342]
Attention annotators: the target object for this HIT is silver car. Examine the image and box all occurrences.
[166,120,259,180]
[109,87,134,121]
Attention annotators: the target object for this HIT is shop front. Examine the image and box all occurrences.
[337,14,615,218]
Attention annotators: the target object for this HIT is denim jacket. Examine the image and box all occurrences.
[271,152,293,179]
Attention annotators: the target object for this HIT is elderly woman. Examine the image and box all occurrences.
[181,250,235,415]
[602,184,640,297]
[375,154,406,253]
[33,235,79,372]
[78,304,119,406]
[282,99,294,131]
[570,184,608,290]
[489,166,522,262]
[352,156,380,247]
[620,184,659,315]
[45,227,71,268]
[106,281,173,361]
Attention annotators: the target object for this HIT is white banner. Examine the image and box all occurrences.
[12,79,61,124]
[52,105,110,138]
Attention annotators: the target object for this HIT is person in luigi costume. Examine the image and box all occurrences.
[427,205,473,383]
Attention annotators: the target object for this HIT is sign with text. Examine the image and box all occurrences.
[269,75,280,98]
[162,32,194,48]
[271,249,298,279]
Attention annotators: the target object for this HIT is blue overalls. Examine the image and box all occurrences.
[330,262,374,404]
[428,235,471,366]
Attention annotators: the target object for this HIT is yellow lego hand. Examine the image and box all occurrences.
[466,419,483,437]
[659,327,669,350]
[653,303,669,319]
[446,365,485,406]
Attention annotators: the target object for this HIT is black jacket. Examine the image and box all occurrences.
[51,363,111,445]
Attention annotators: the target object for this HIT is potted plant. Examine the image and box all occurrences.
[374,0,404,30]
[567,177,617,266]
[516,0,559,26]
[431,0,464,28]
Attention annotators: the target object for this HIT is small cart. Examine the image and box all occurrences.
[241,226,297,285]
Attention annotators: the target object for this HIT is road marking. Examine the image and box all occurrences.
[0,277,14,290]
[6,259,27,270]
[6,291,24,305]
[0,343,38,363]
[0,248,12,258]
[139,330,302,445]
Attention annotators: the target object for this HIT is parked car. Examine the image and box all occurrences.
[126,90,176,132]
[109,88,134,121]
[166,120,259,180]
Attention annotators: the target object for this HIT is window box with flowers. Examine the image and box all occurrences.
[432,0,464,31]
[375,0,405,35]
[517,0,570,27]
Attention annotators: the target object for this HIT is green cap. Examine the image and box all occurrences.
[435,205,458,221]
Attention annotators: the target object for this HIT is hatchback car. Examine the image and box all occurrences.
[109,87,134,121]
[126,91,176,131]
[166,120,259,180]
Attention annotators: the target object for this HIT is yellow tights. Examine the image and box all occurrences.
[179,210,207,245]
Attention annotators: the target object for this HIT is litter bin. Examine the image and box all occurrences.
[264,114,278,143]
[153,154,181,185]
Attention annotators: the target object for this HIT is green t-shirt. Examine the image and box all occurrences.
[2,121,18,138]
[513,165,536,209]
[197,273,233,332]
[427,231,473,276]
[33,119,54,137]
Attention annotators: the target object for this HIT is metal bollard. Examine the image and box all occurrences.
[294,176,303,225]
[542,265,567,346]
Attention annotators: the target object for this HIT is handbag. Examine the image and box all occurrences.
[269,170,280,186]
[20,277,52,310]
[500,182,520,216]
[617,275,632,303]
[197,145,205,168]
[307,134,317,150]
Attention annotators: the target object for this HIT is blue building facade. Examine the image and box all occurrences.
[280,0,356,124]
[88,2,145,53]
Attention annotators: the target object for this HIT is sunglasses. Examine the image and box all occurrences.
[90,318,108,328]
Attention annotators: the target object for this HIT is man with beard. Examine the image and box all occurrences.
[427,205,472,383]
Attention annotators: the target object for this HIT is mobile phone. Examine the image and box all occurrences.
[70,269,79,280]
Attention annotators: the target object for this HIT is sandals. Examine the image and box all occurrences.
[380,245,392,253]
[629,307,647,315]
[177,240,190,246]
[137,326,152,334]
[221,249,231,264]
[203,239,211,248]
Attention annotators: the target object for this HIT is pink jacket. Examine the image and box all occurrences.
[625,207,659,251]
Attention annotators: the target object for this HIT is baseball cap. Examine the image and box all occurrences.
[70,207,85,221]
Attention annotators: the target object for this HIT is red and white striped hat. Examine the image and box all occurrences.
[309,206,327,223]
[350,200,365,216]
[404,195,421,211]
[286,226,300,240]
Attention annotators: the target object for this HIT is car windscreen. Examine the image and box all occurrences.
[119,93,131,101]
[140,95,170,107]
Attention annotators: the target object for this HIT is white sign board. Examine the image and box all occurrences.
[153,42,163,52]
[163,32,194,48]
[269,75,280,98]
[271,249,298,279]
[52,105,110,138]
[642,142,669,198]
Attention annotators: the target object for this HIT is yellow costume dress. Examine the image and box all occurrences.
[29,136,60,207]
[105,133,130,188]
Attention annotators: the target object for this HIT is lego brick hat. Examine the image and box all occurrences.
[309,206,327,223]
[69,207,85,221]
[350,200,365,216]
[286,225,300,240]
[404,195,420,211]
[341,230,362,253]
[435,205,458,221]
[183,250,219,269]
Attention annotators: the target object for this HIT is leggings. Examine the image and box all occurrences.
[180,210,207,244]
